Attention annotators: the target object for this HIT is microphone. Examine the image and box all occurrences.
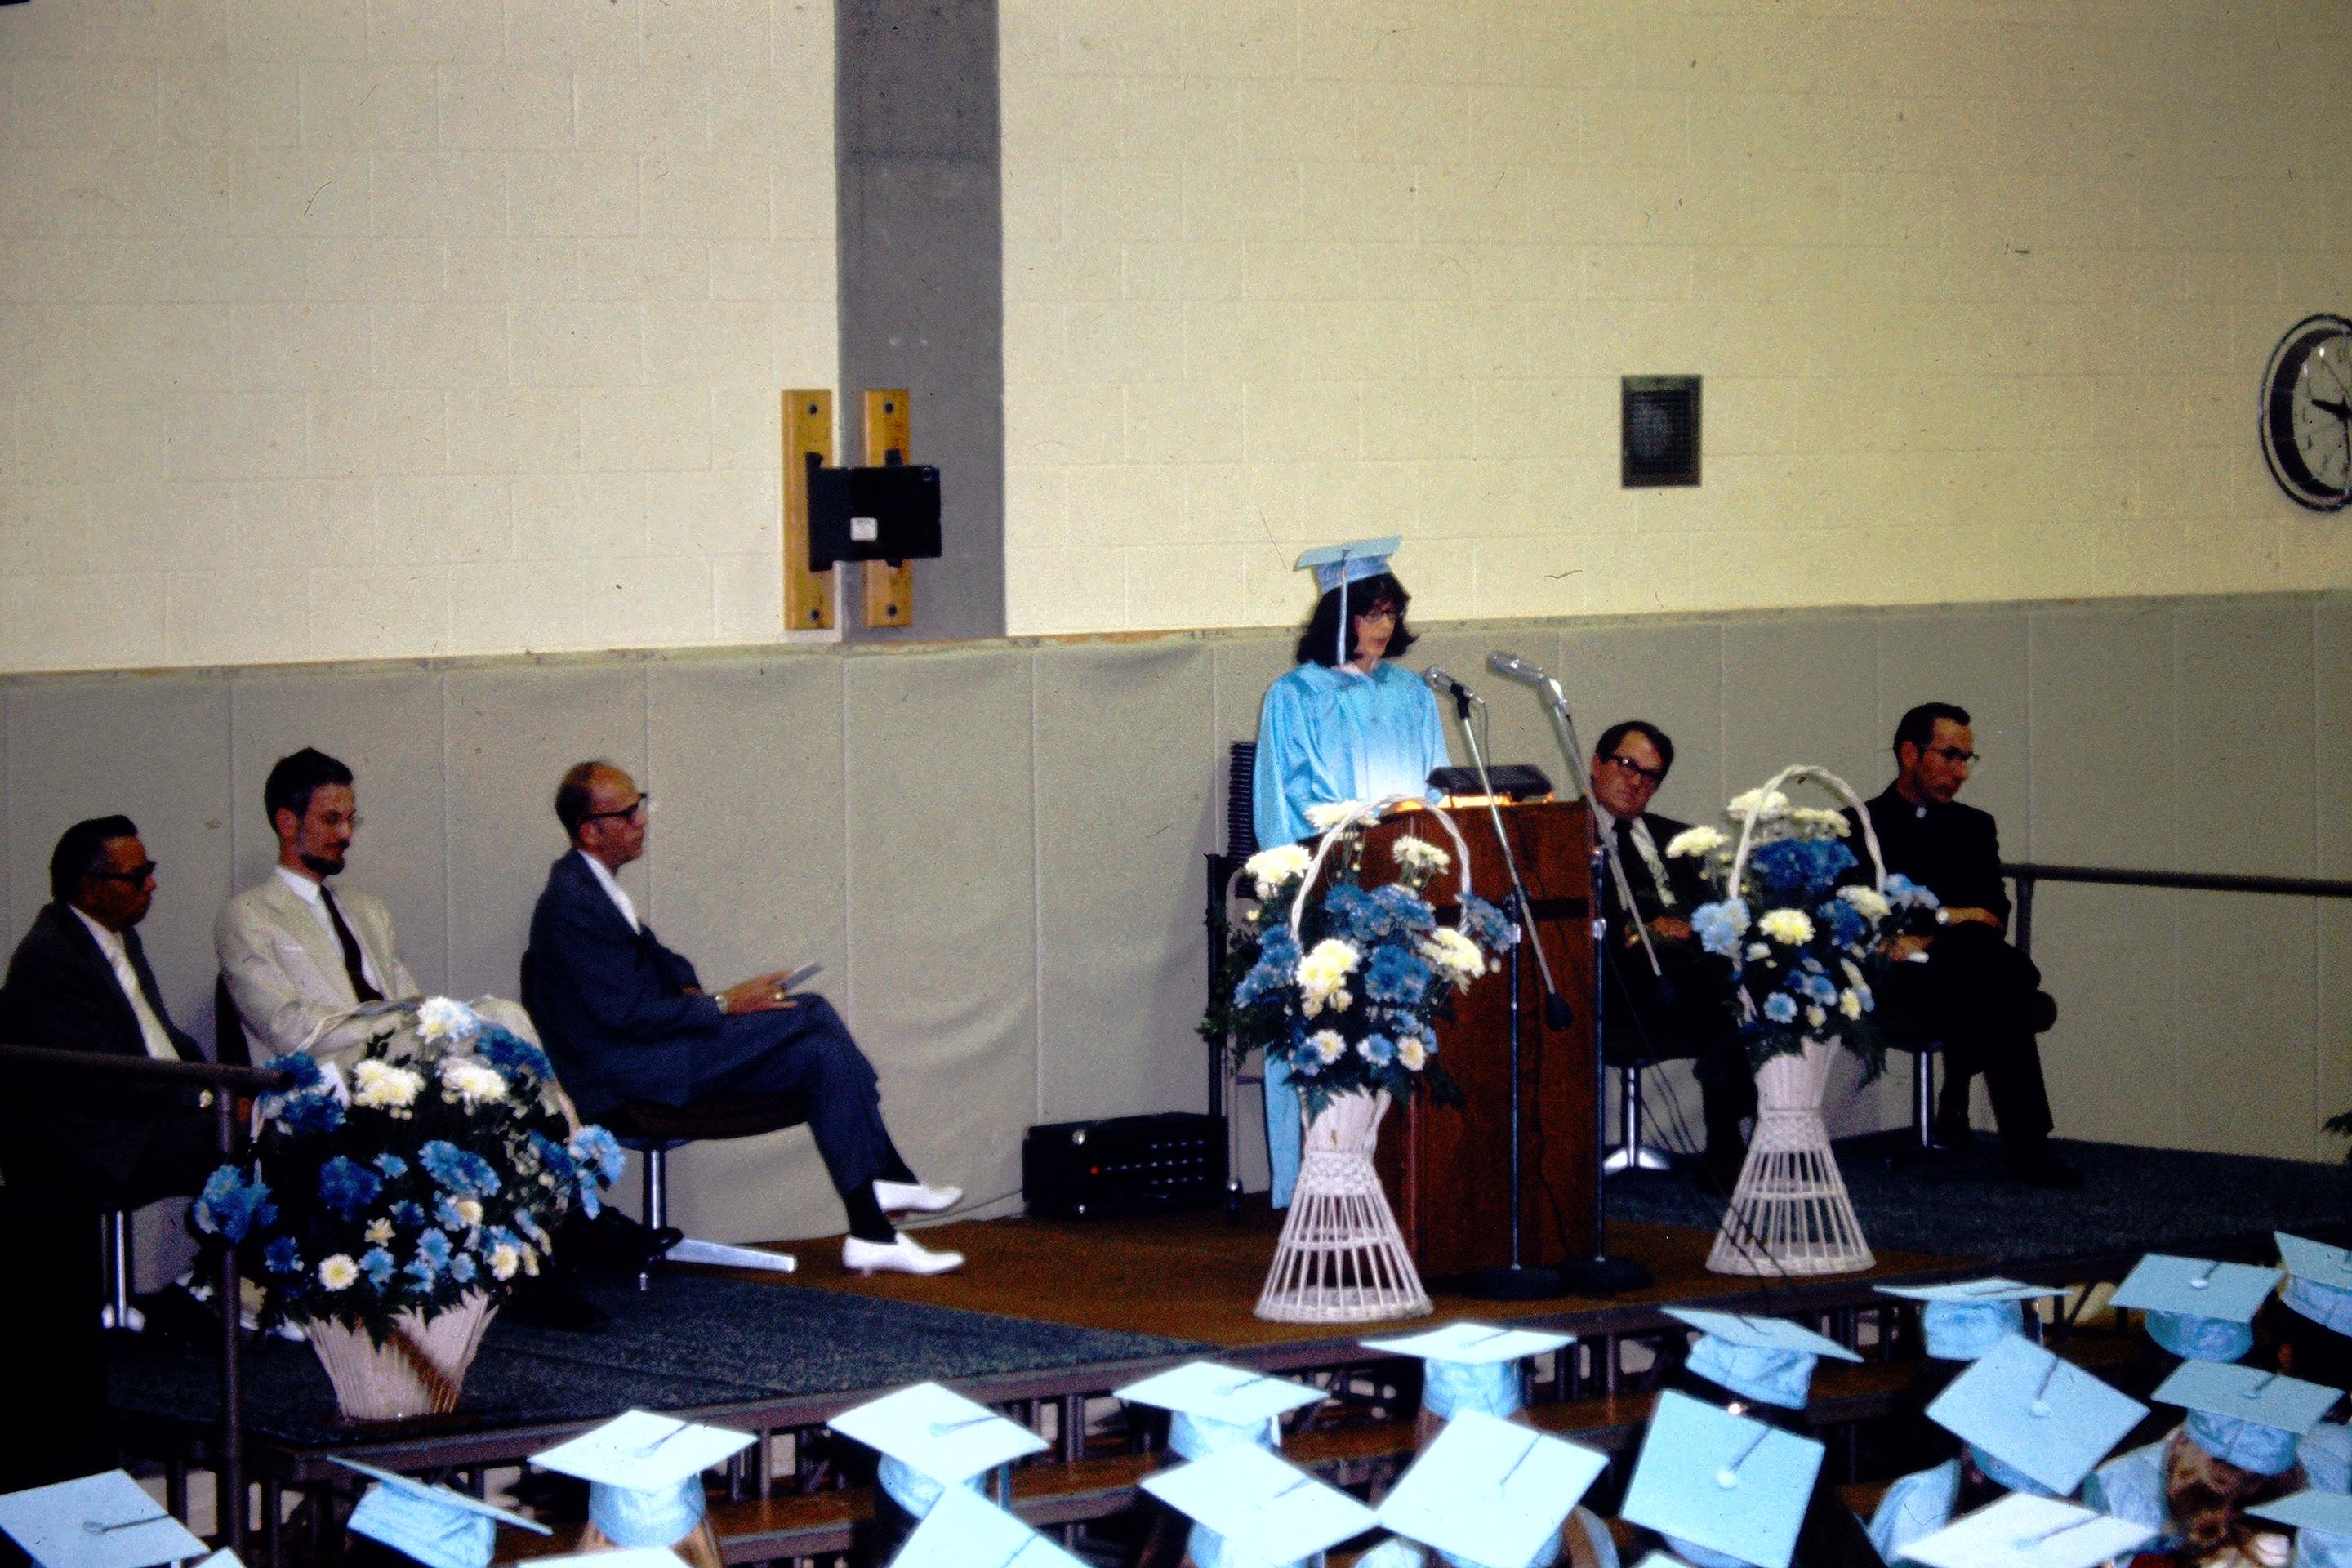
[1487,650,1544,685]
[1423,666,1481,706]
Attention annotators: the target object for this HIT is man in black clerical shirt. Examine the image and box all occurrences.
[1846,702,2075,1187]
[1590,720,1752,1186]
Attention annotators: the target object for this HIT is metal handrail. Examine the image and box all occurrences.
[2003,862,2352,958]
[0,1043,293,1556]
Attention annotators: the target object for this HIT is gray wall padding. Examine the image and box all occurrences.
[3,590,2349,1248]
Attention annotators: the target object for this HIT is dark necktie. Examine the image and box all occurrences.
[320,885,384,1004]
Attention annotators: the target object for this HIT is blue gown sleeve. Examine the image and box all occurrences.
[1867,1460,1961,1565]
[1409,671,1450,801]
[1254,673,1335,850]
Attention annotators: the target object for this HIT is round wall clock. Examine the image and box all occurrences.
[2260,314,2352,511]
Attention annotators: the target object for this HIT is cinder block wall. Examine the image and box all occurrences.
[7,591,2347,1249]
[999,0,2352,633]
[0,1,837,671]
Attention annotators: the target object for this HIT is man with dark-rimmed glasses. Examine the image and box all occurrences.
[1848,702,2074,1187]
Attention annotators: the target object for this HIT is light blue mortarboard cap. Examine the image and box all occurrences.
[2278,1234,2352,1338]
[1898,1492,2155,1568]
[0,1472,209,1568]
[826,1383,1048,1522]
[888,1486,1087,1568]
[530,1410,755,1549]
[2301,1423,2352,1494]
[2251,1489,2352,1568]
[1114,1361,1325,1462]
[1361,1322,1575,1423]
[1374,1407,1606,1568]
[1923,1333,2148,1497]
[330,1459,550,1568]
[2110,1253,2282,1362]
[1619,1389,1824,1568]
[1668,1308,1860,1412]
[1294,537,1402,665]
[2156,1360,2342,1476]
[1138,1444,1377,1568]
[1878,1280,2064,1363]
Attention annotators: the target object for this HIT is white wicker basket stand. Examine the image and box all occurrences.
[1253,795,1477,1325]
[1704,765,1879,1277]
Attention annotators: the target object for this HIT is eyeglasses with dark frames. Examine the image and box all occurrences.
[581,794,651,826]
[1927,746,1979,765]
[1600,755,1668,786]
[87,862,158,884]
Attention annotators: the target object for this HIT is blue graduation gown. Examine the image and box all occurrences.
[1867,1459,1961,1566]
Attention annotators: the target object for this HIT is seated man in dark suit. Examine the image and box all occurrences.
[1846,702,2074,1187]
[0,817,219,1483]
[526,760,964,1277]
[1589,721,1753,1186]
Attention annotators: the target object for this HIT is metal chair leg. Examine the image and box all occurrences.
[1602,1065,1673,1174]
[636,1143,795,1286]
[1913,1048,1936,1152]
[99,1209,143,1331]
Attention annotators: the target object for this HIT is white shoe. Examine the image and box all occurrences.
[874,1178,962,1214]
[843,1232,964,1276]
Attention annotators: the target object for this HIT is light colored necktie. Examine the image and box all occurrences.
[105,942,180,1061]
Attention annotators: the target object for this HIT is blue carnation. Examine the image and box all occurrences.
[1454,894,1519,953]
[1692,899,1750,958]
[274,1089,345,1137]
[390,1199,428,1229]
[317,1156,382,1220]
[530,1131,578,1186]
[449,1252,478,1285]
[568,1125,626,1186]
[419,1139,501,1196]
[194,1165,275,1241]
[1362,944,1432,1005]
[1817,898,1868,947]
[1323,884,1385,939]
[261,1051,323,1092]
[1796,971,1838,1006]
[1236,951,1293,1007]
[1369,884,1436,939]
[1749,838,1858,899]
[1256,924,1299,970]
[475,1026,554,1083]
[372,1152,408,1180]
[435,1193,478,1232]
[415,1229,452,1271]
[1884,873,1940,910]
[359,1247,394,1288]
[1762,992,1799,1024]
[403,1257,439,1288]
[1358,1033,1396,1067]
[263,1236,303,1276]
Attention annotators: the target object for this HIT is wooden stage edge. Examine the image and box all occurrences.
[781,1200,1986,1355]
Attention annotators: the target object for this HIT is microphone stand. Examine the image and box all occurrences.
[1490,658,1655,1295]
[1437,676,1569,1301]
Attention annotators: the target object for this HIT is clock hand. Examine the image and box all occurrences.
[2313,395,2352,421]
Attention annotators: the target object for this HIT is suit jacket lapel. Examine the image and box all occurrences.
[257,874,354,1003]
[51,904,149,1058]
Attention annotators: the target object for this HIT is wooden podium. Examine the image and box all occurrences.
[1360,800,1601,1281]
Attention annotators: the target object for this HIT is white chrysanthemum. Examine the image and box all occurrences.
[352,1058,425,1109]
[1757,908,1815,945]
[1304,800,1365,831]
[364,1218,394,1246]
[1746,942,1770,960]
[1297,938,1361,1005]
[1838,988,1864,1020]
[1420,926,1486,982]
[1806,1004,1828,1029]
[1665,825,1726,858]
[1789,807,1851,836]
[1726,788,1790,822]
[488,1242,522,1281]
[318,1254,359,1291]
[1396,1036,1428,1071]
[1392,836,1451,875]
[438,1057,509,1107]
[415,996,481,1043]
[1836,885,1891,921]
[1307,1029,1348,1065]
[1244,844,1312,897]
[453,1197,483,1227]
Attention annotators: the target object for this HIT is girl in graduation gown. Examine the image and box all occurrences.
[1251,551,1450,1208]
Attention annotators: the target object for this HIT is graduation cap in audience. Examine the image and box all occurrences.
[1665,1307,1861,1411]
[1898,1492,2155,1568]
[530,1410,755,1550]
[1138,1443,1376,1566]
[498,1553,685,1568]
[2251,1488,2352,1568]
[329,1459,550,1568]
[1374,1406,1607,1568]
[2109,1252,2283,1362]
[1619,1389,1825,1568]
[0,1472,209,1568]
[1294,537,1403,665]
[2155,1359,2342,1476]
[1878,1280,2065,1364]
[2278,1233,2352,1339]
[1361,1321,1575,1422]
[1924,1334,2149,1496]
[1113,1361,1325,1460]
[826,1382,1048,1521]
[887,1486,1086,1568]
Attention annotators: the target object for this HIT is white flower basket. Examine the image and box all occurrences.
[304,1290,497,1421]
[1254,1089,1432,1324]
[1705,766,1879,1277]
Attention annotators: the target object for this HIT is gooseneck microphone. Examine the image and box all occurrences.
[1422,666,1481,706]
[1487,650,1542,684]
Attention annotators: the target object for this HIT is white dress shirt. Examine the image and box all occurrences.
[274,865,387,994]
[577,849,639,933]
[71,906,181,1061]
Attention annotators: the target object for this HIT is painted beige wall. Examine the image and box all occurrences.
[7,591,2347,1251]
[1000,0,2352,635]
[0,0,835,674]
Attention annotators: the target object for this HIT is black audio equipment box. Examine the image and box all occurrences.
[1022,1112,1226,1219]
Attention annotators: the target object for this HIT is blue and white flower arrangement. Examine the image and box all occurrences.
[1210,804,1519,1119]
[1666,782,1937,1076]
[196,998,620,1346]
